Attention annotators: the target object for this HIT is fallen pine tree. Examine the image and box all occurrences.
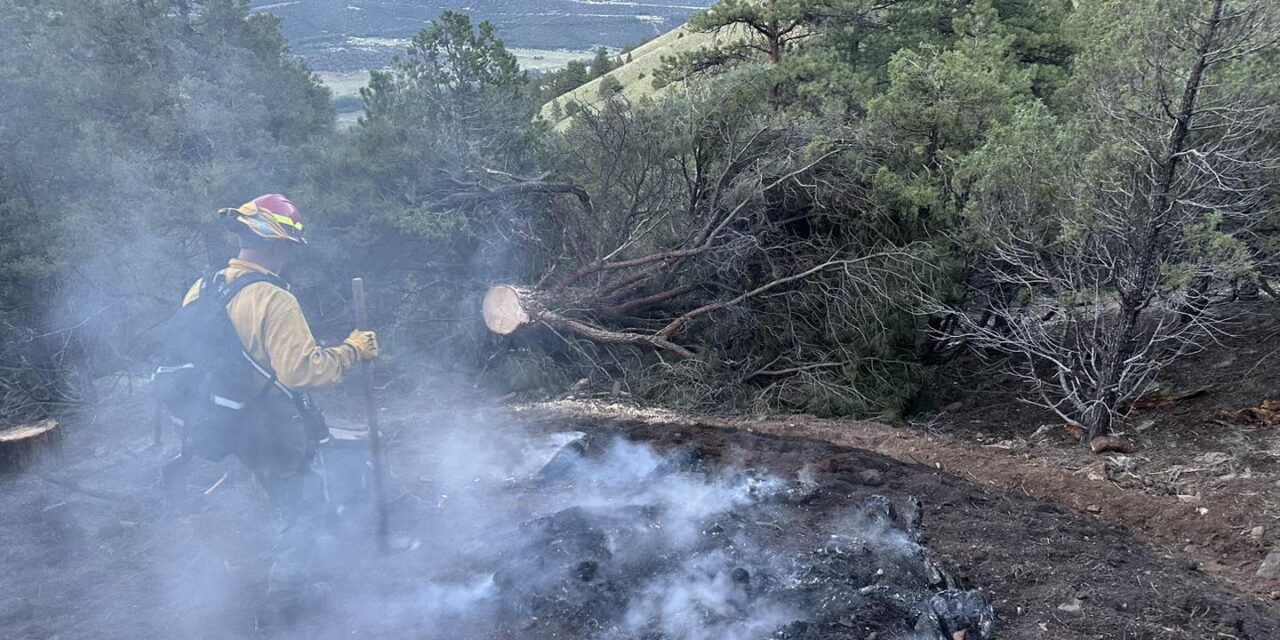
[460,99,942,414]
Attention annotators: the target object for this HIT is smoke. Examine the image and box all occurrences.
[253,408,989,640]
[0,5,1002,640]
[340,417,807,640]
[0,0,338,424]
[620,549,796,640]
[1,384,994,640]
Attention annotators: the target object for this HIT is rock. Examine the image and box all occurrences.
[1085,504,1101,513]
[1257,551,1280,579]
[770,480,820,505]
[1,419,62,473]
[857,469,884,487]
[1251,526,1265,541]
[1083,461,1109,481]
[943,401,964,413]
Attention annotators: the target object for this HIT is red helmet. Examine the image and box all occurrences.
[219,193,306,244]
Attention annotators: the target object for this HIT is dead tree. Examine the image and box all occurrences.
[940,0,1278,440]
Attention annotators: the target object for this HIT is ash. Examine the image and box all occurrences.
[333,428,995,640]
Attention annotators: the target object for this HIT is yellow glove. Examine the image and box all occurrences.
[344,330,378,361]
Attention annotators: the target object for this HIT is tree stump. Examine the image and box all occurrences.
[0,419,60,472]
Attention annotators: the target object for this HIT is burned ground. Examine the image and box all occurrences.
[592,418,1280,639]
[2,396,1278,640]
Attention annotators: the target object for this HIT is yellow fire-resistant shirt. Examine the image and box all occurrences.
[183,258,358,390]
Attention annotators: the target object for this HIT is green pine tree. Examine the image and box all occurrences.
[589,46,613,79]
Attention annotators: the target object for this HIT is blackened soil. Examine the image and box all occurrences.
[1,402,1276,640]
[573,417,1280,640]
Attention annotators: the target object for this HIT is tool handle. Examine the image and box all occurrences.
[352,277,389,552]
[352,278,370,330]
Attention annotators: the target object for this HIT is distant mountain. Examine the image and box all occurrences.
[250,0,716,72]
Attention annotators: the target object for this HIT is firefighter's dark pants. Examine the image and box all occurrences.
[237,400,327,618]
[255,459,326,614]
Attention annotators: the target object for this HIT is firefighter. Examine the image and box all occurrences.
[180,194,378,626]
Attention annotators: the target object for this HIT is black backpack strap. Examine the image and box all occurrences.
[213,269,329,449]
[216,271,289,304]
[213,271,298,401]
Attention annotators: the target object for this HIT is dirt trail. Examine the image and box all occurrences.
[520,400,1280,599]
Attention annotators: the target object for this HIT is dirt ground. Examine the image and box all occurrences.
[530,305,1280,597]
[610,417,1280,639]
[926,302,1280,597]
[3,380,1279,639]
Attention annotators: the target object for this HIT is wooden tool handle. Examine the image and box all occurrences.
[352,277,370,330]
[352,277,389,552]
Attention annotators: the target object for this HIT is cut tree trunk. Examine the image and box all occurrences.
[482,285,531,335]
[482,285,696,359]
[0,419,60,472]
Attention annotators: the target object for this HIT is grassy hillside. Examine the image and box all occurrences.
[539,24,748,128]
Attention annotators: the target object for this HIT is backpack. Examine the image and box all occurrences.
[152,270,326,462]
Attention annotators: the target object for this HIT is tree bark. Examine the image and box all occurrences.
[482,285,697,359]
